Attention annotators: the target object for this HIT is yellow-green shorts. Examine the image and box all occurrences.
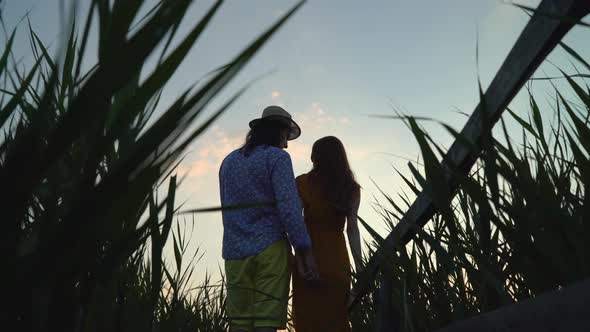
[225,240,291,331]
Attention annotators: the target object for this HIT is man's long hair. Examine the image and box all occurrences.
[309,136,360,214]
[241,119,289,156]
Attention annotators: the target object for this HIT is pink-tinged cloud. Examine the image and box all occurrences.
[286,140,311,163]
[311,102,325,115]
[177,160,214,177]
[178,126,316,180]
[178,102,354,179]
[178,127,244,178]
[271,90,281,99]
[292,102,351,134]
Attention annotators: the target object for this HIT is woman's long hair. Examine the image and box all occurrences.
[241,119,289,156]
[309,136,360,213]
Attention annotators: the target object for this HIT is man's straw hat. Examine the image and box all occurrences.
[249,105,301,140]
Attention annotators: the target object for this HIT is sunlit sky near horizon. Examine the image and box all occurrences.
[5,0,589,281]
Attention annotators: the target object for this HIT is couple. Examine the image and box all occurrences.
[219,105,362,332]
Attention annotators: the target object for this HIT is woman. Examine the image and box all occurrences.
[219,105,318,332]
[293,136,362,332]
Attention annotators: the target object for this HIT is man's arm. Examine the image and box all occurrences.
[270,153,312,250]
[271,153,318,279]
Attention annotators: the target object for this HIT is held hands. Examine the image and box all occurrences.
[295,248,319,284]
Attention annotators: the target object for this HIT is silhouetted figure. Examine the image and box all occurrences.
[293,136,362,332]
[219,106,318,332]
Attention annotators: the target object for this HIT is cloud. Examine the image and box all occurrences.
[177,101,356,179]
[312,102,324,115]
[262,89,286,108]
[177,126,244,179]
[176,159,215,177]
[255,96,351,133]
[287,140,311,163]
[292,102,351,133]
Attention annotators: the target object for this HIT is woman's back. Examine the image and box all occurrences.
[296,174,351,282]
[292,173,354,332]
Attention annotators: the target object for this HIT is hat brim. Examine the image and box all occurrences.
[249,115,301,140]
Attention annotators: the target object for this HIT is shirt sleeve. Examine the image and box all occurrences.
[270,153,312,250]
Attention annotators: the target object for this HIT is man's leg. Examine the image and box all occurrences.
[252,240,291,331]
[225,258,256,332]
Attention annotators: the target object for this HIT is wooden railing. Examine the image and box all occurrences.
[348,1,590,330]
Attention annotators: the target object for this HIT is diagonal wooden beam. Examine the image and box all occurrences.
[434,277,590,331]
[350,0,590,312]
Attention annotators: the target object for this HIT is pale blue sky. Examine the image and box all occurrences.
[4,0,589,281]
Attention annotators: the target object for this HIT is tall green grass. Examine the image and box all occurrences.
[4,1,304,331]
[351,46,590,331]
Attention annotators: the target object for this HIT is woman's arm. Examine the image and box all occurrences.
[346,190,362,272]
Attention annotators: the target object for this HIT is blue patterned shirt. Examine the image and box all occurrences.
[219,145,312,260]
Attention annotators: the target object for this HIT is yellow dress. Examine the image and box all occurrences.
[292,173,352,332]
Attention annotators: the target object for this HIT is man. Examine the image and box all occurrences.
[219,105,318,332]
